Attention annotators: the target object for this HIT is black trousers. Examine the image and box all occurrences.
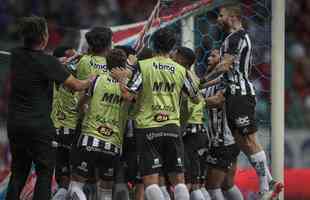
[5,124,56,200]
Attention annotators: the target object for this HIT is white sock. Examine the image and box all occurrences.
[208,189,225,200]
[200,188,211,200]
[98,188,112,200]
[145,184,165,200]
[190,189,205,200]
[52,188,68,200]
[160,186,171,200]
[68,181,87,200]
[249,151,272,192]
[174,183,190,200]
[223,185,244,200]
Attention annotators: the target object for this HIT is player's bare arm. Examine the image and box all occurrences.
[205,90,225,108]
[201,53,234,86]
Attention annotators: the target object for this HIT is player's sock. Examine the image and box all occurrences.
[52,188,68,200]
[190,189,205,200]
[174,183,190,200]
[223,185,244,200]
[249,151,271,192]
[98,187,112,200]
[208,188,225,200]
[160,186,171,200]
[113,183,130,200]
[200,187,211,200]
[145,184,165,200]
[68,181,87,200]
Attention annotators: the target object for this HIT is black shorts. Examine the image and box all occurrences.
[183,124,208,183]
[135,124,185,177]
[71,135,121,181]
[55,128,76,179]
[226,95,257,135]
[206,144,240,170]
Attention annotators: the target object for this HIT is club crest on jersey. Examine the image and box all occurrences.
[97,125,113,136]
[154,112,169,122]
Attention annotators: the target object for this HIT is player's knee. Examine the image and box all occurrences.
[168,172,185,186]
[143,174,160,187]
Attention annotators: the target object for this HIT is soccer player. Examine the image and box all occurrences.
[68,49,129,200]
[203,49,243,200]
[202,5,283,199]
[170,46,210,200]
[112,28,200,200]
[51,46,82,200]
[76,26,112,80]
[6,16,94,200]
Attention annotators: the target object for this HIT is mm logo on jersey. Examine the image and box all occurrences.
[153,62,176,73]
[97,125,113,136]
[153,82,175,92]
[102,93,122,104]
[154,113,169,122]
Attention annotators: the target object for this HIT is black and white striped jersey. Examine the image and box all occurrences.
[220,29,256,96]
[202,82,235,147]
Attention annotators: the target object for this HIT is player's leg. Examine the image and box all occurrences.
[112,159,130,200]
[136,128,165,200]
[134,182,145,200]
[163,125,190,200]
[68,141,95,200]
[5,127,32,200]
[198,143,211,200]
[205,144,240,200]
[221,146,243,200]
[183,131,206,200]
[53,128,75,200]
[159,174,172,200]
[226,95,282,196]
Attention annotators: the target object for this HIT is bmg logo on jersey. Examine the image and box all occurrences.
[235,116,250,127]
[153,62,176,73]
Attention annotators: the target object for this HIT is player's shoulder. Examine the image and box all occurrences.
[78,54,92,64]
[228,29,249,41]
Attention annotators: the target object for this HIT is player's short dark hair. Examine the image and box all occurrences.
[137,47,154,60]
[53,46,73,58]
[85,27,112,53]
[175,46,196,69]
[19,16,48,48]
[153,28,176,53]
[106,49,127,71]
[114,45,136,57]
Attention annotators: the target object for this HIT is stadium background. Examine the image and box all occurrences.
[0,0,309,199]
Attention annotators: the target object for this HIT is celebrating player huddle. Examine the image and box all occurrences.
[6,4,283,200]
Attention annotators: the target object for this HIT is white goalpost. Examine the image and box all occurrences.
[271,0,285,199]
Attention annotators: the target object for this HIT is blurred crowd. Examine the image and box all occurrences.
[286,0,310,128]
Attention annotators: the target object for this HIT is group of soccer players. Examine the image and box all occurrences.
[49,4,283,200]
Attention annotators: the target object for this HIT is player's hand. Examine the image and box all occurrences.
[214,91,225,106]
[127,55,138,65]
[111,67,132,84]
[58,57,68,65]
